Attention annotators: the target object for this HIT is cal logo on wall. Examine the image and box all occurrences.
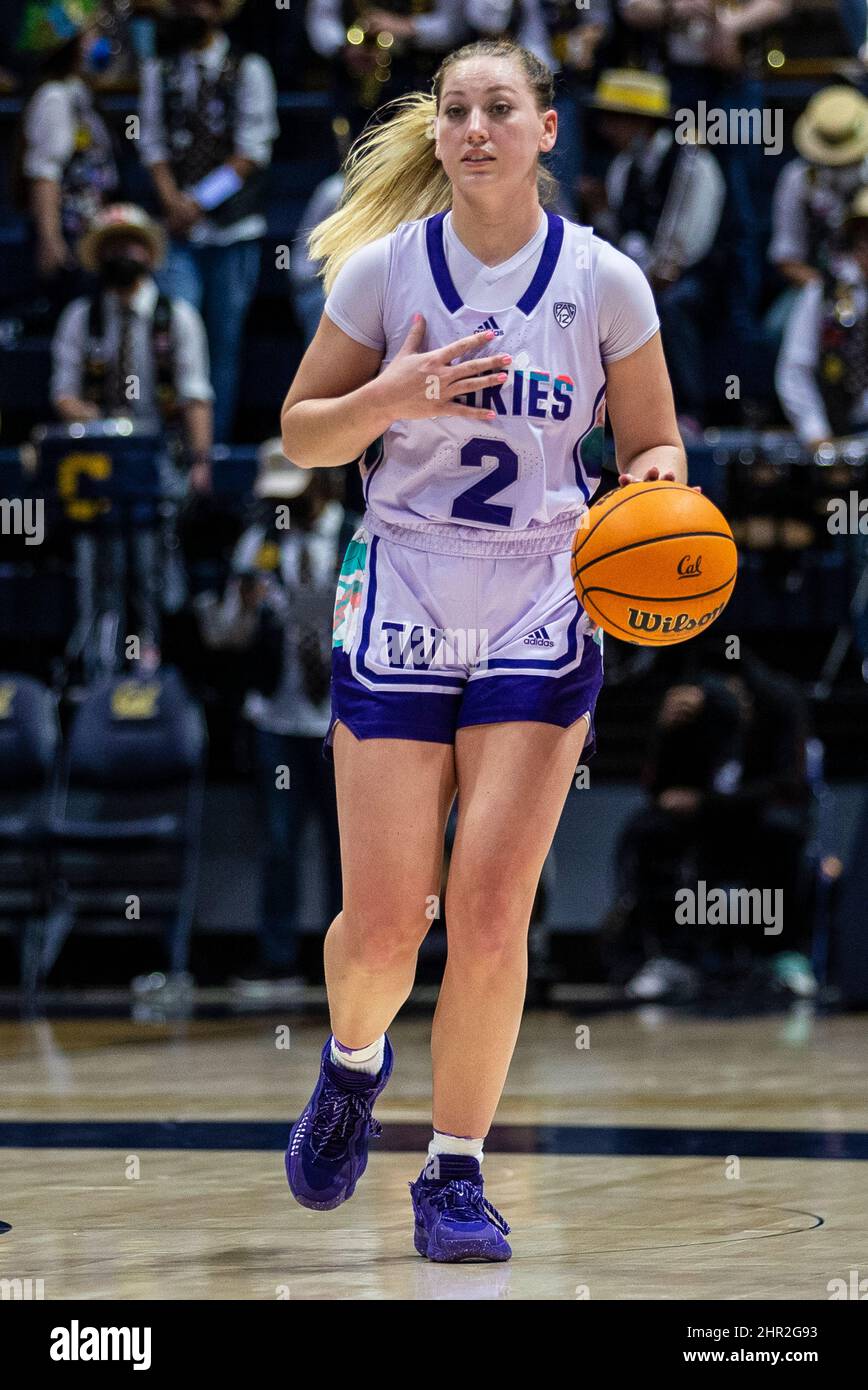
[111,681,160,720]
[57,452,112,523]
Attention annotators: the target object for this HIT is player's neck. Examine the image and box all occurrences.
[448,197,545,268]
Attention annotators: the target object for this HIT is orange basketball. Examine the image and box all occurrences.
[571,482,737,646]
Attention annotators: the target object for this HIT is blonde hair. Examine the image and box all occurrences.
[308,39,560,295]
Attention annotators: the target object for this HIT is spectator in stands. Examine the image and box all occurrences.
[583,69,725,432]
[306,0,464,133]
[465,0,611,213]
[617,0,791,83]
[139,0,278,441]
[605,634,817,1003]
[51,202,214,475]
[769,86,868,292]
[16,0,119,303]
[51,203,214,672]
[619,0,792,367]
[194,443,357,993]
[776,187,868,450]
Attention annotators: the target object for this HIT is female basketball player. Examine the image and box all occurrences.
[280,38,687,1262]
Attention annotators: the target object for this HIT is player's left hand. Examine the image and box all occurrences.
[618,465,702,492]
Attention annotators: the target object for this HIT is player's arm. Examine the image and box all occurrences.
[281,313,506,469]
[280,312,390,470]
[604,332,688,486]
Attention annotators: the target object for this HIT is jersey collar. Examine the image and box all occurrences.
[424,209,564,317]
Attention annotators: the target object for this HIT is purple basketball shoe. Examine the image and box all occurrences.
[286,1035,394,1210]
[409,1154,512,1262]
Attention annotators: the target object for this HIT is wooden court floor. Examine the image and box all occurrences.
[1,1009,867,1300]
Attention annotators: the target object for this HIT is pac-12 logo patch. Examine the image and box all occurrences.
[553,302,576,328]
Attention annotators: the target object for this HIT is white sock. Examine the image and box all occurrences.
[427,1129,485,1165]
[330,1033,385,1076]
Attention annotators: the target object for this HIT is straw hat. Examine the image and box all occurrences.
[587,69,672,121]
[255,439,312,500]
[77,203,167,273]
[793,87,868,168]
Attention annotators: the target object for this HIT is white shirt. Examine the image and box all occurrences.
[769,156,868,266]
[606,128,725,272]
[24,77,105,181]
[51,276,214,417]
[775,262,868,444]
[139,30,278,246]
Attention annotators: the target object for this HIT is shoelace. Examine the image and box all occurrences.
[310,1083,382,1160]
[421,1179,511,1235]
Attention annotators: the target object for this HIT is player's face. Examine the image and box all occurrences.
[435,59,556,197]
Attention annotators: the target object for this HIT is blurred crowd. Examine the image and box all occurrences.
[0,0,861,993]
[0,0,866,445]
[603,628,823,1003]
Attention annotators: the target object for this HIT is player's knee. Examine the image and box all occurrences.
[445,876,533,957]
[340,904,428,971]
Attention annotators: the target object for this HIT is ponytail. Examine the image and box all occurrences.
[309,91,447,296]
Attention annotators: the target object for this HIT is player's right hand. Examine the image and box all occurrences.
[373,314,512,423]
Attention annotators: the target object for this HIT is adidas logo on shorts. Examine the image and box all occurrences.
[523,626,554,647]
[475,315,504,337]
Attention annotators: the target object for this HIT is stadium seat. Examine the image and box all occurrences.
[0,674,61,995]
[47,666,207,989]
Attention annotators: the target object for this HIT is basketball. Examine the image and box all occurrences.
[571,481,737,646]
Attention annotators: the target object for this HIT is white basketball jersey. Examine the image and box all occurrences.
[360,210,606,557]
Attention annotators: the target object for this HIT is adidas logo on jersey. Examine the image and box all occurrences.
[475,315,504,337]
[523,626,554,647]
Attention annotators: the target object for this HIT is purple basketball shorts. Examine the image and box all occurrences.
[326,525,604,756]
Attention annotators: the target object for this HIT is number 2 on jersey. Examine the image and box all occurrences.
[450,437,518,527]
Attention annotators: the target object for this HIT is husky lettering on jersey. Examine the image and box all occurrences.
[361,210,607,554]
[453,368,575,421]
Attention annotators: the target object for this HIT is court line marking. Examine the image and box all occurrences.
[1,1122,867,1159]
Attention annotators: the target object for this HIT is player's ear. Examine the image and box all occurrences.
[539,108,557,155]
